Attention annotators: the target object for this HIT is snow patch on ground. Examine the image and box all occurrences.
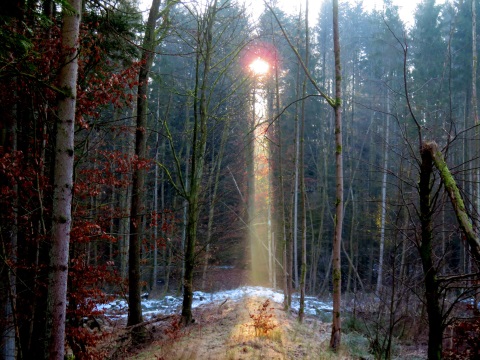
[98,286,332,319]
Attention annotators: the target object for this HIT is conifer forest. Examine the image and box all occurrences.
[1,0,480,359]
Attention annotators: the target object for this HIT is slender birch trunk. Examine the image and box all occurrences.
[46,0,81,357]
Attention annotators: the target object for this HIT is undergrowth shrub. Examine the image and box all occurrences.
[249,299,277,336]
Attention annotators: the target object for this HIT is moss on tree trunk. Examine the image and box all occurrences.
[425,141,480,263]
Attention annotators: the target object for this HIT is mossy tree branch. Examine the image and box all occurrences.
[424,141,480,264]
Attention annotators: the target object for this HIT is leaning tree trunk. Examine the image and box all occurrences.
[46,0,81,358]
[416,140,480,360]
[426,142,480,263]
[128,0,161,342]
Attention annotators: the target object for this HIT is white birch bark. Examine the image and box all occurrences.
[47,0,81,358]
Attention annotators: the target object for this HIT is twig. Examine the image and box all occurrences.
[217,298,229,314]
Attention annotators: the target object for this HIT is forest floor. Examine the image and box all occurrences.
[124,296,348,360]
[104,293,427,360]
[94,268,429,359]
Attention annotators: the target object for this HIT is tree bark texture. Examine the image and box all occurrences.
[47,0,81,358]
[330,0,343,350]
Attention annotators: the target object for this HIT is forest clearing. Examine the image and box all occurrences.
[1,0,480,359]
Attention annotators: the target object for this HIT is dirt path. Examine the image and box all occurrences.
[127,296,338,360]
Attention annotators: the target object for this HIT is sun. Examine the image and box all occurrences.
[249,58,269,75]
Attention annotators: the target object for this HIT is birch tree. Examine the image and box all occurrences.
[46,0,81,358]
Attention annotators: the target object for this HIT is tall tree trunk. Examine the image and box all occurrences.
[181,1,217,325]
[118,108,133,280]
[128,0,161,341]
[471,0,480,310]
[298,0,309,323]
[330,0,343,350]
[247,89,256,283]
[419,143,443,360]
[273,49,291,310]
[152,98,162,293]
[293,54,301,289]
[181,105,191,294]
[46,0,81,358]
[472,0,479,218]
[265,0,342,343]
[376,96,390,295]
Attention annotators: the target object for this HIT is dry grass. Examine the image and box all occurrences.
[119,297,361,360]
